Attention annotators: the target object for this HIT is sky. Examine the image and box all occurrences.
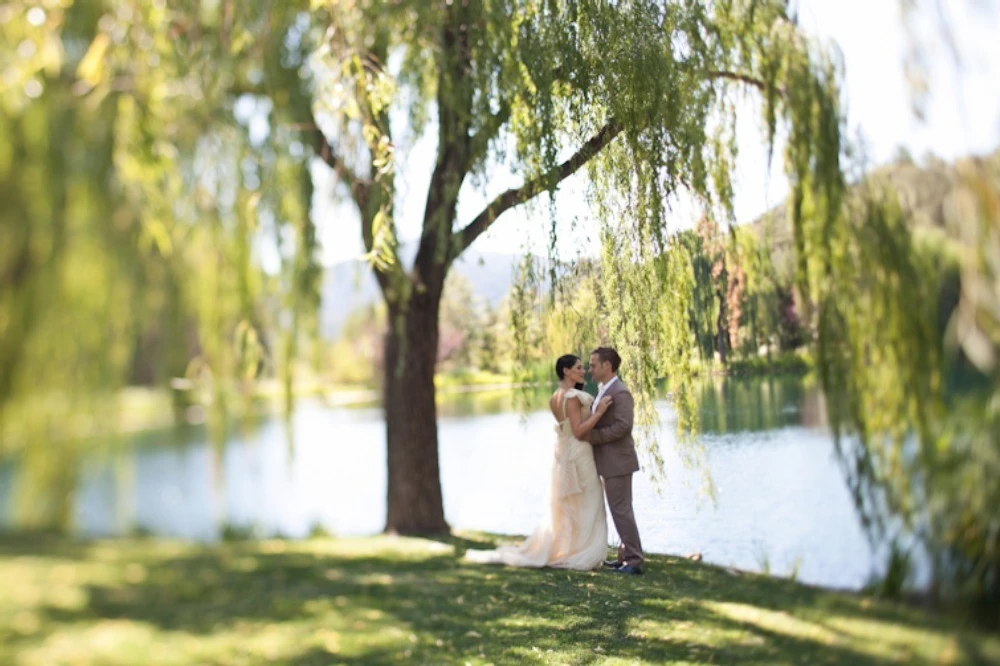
[312,0,1000,266]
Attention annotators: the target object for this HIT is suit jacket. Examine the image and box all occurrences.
[589,379,639,477]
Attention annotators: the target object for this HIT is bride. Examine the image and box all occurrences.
[463,354,612,570]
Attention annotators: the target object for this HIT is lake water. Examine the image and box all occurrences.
[0,377,892,591]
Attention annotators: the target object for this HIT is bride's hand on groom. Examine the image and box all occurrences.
[581,398,611,442]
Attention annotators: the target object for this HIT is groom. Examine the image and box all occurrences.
[586,347,644,575]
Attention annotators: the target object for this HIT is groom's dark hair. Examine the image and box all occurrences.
[590,347,622,373]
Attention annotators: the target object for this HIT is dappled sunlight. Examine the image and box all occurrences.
[2,533,998,664]
[703,601,841,646]
[354,572,396,586]
[301,534,457,559]
[627,615,754,652]
[822,615,998,664]
[16,620,160,666]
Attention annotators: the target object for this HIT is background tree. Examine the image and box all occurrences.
[676,229,719,361]
[327,303,386,387]
[696,215,732,363]
[476,303,506,374]
[734,225,779,356]
[438,272,485,372]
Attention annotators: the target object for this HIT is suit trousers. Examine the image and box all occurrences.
[603,473,644,568]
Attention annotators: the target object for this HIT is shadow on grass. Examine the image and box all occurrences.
[0,530,93,559]
[1,533,995,665]
[407,530,496,552]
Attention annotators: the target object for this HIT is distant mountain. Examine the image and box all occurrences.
[320,249,520,339]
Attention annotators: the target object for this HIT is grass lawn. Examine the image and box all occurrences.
[1,532,996,666]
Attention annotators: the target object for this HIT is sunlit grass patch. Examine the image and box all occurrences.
[1,533,997,665]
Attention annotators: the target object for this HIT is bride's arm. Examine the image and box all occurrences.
[565,396,611,440]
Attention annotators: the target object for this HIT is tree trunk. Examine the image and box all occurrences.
[715,281,729,365]
[383,288,450,534]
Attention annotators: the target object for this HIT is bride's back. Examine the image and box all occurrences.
[549,389,569,422]
[550,388,594,424]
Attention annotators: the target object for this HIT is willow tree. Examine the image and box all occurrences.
[0,1,321,528]
[780,0,1000,607]
[311,0,845,533]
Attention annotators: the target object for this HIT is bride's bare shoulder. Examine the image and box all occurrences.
[551,388,582,405]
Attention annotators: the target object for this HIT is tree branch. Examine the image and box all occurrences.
[455,119,623,254]
[453,68,781,256]
[309,118,370,209]
[704,69,780,95]
[415,3,476,278]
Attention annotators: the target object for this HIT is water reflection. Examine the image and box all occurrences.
[697,375,827,433]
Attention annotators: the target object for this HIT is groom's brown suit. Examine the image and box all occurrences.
[589,378,644,569]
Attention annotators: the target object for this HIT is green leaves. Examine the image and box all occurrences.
[76,33,110,88]
[0,1,323,470]
[798,151,1000,606]
[366,128,395,179]
[482,1,847,483]
[363,208,399,273]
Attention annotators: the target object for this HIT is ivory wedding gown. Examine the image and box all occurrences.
[463,389,608,570]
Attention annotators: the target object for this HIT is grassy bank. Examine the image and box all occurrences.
[1,533,996,665]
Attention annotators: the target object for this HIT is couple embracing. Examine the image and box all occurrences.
[464,347,644,575]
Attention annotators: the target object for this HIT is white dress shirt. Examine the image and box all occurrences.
[591,376,619,413]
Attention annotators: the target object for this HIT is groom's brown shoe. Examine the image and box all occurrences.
[612,564,643,575]
[602,560,624,569]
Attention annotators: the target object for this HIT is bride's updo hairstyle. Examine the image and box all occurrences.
[555,354,585,391]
